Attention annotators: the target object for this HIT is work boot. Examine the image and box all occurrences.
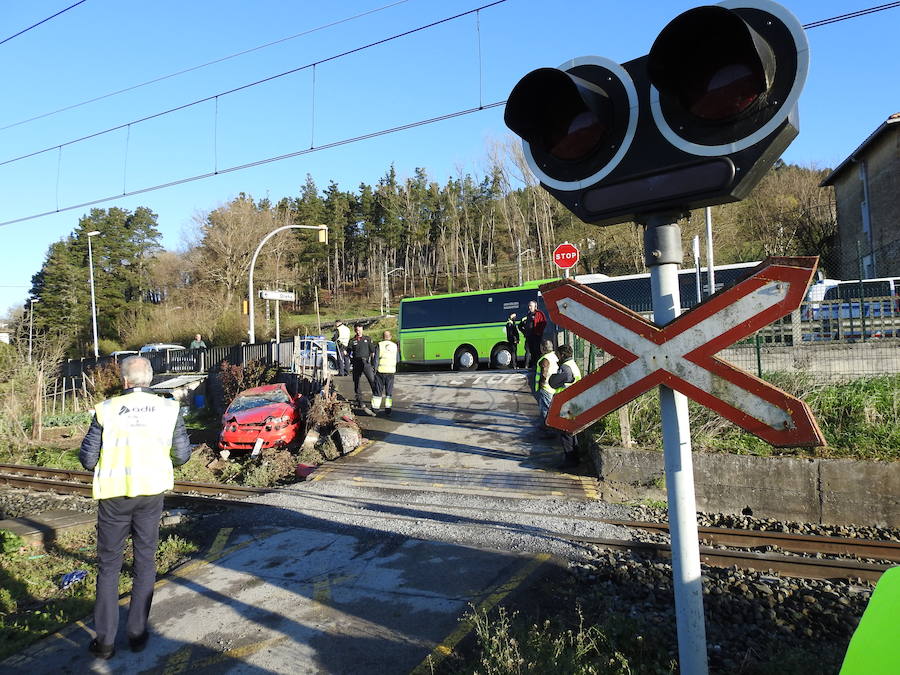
[385,408,392,417]
[89,639,115,660]
[362,407,377,417]
[128,631,149,652]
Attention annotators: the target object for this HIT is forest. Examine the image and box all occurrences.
[22,142,836,355]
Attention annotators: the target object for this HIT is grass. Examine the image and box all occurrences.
[591,374,900,460]
[0,522,201,661]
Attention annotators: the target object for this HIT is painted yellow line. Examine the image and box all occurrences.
[408,553,551,675]
[205,527,233,559]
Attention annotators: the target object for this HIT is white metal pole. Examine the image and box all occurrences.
[275,299,281,344]
[644,215,708,675]
[87,231,100,358]
[705,207,715,298]
[692,235,702,304]
[28,299,37,363]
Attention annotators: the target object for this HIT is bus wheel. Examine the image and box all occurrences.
[490,344,514,369]
[454,346,478,371]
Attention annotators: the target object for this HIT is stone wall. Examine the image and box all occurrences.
[590,445,900,527]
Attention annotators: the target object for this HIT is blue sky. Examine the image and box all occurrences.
[0,0,897,316]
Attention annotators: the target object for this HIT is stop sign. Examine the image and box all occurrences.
[553,242,579,269]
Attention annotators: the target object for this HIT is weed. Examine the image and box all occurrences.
[0,530,24,554]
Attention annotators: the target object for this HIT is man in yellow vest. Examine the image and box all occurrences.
[548,344,582,468]
[371,330,399,416]
[534,339,559,434]
[79,356,192,660]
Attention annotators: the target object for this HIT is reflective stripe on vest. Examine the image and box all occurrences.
[92,390,181,499]
[336,324,351,346]
[377,341,398,374]
[535,352,559,393]
[555,358,582,393]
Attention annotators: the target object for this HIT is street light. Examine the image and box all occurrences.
[28,297,39,363]
[86,230,101,358]
[248,224,328,344]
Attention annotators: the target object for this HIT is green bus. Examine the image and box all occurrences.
[398,279,558,370]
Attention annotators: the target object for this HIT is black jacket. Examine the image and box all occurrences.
[349,335,376,363]
[548,362,576,390]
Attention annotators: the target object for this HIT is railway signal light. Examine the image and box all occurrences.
[504,0,809,226]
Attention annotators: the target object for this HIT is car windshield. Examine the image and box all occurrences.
[228,389,291,412]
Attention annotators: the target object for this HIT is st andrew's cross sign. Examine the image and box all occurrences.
[542,257,825,448]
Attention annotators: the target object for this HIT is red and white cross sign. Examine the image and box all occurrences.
[542,257,825,447]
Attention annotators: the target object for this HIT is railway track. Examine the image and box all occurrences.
[2,463,897,581]
[0,462,271,501]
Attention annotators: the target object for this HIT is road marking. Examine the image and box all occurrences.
[409,553,551,674]
[205,527,233,559]
[162,645,192,674]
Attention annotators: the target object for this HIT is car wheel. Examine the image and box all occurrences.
[327,356,338,374]
[454,346,478,371]
[491,343,515,369]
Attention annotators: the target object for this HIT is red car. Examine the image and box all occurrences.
[218,383,304,453]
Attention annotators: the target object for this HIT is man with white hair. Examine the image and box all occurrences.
[79,356,192,660]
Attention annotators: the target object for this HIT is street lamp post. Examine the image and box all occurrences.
[28,297,39,363]
[248,225,327,344]
[87,230,101,358]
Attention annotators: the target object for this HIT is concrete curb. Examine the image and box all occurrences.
[588,443,900,527]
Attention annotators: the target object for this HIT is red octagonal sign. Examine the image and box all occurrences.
[553,242,579,269]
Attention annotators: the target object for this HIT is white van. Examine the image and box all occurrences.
[817,277,900,340]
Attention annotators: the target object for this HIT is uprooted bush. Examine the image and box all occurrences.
[217,359,279,408]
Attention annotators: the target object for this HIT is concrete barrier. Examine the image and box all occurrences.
[589,445,900,527]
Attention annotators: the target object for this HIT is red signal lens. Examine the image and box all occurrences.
[505,68,613,162]
[686,63,766,120]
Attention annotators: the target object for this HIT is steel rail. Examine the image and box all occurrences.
[572,536,892,583]
[0,463,274,499]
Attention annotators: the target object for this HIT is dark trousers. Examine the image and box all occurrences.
[335,344,349,376]
[375,372,395,400]
[561,432,578,456]
[525,336,542,369]
[352,359,375,405]
[94,494,164,646]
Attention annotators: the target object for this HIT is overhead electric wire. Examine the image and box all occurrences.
[0,0,412,132]
[0,0,896,229]
[0,0,88,47]
[802,1,900,28]
[0,101,506,228]
[0,0,508,169]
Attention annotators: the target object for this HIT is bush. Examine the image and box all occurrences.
[0,530,24,555]
[96,339,122,356]
[218,360,279,408]
[85,361,122,400]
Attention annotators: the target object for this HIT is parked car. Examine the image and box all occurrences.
[139,343,186,354]
[295,336,339,374]
[816,278,900,340]
[218,383,304,454]
[109,350,139,358]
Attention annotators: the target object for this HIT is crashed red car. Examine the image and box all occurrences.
[218,383,304,453]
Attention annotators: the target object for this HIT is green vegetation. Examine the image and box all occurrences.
[591,374,900,460]
[456,605,675,674]
[0,524,200,661]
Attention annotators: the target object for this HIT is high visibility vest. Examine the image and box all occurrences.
[336,323,351,346]
[534,352,559,393]
[555,358,582,393]
[377,340,398,374]
[91,390,181,499]
[840,566,900,674]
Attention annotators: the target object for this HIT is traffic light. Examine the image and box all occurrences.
[504,0,808,226]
